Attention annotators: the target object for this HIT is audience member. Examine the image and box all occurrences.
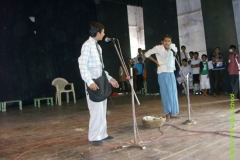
[133,48,146,64]
[188,51,194,65]
[228,45,240,98]
[211,47,225,96]
[177,58,192,93]
[180,45,188,61]
[133,57,145,93]
[191,52,201,94]
[199,54,210,96]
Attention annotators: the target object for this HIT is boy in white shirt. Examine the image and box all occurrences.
[199,54,210,96]
[177,58,192,93]
[191,52,202,94]
[145,35,179,121]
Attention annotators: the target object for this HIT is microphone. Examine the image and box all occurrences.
[105,37,116,42]
[170,48,177,57]
[169,43,178,57]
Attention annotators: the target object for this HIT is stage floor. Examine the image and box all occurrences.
[1,94,240,160]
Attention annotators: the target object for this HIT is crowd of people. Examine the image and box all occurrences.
[120,44,240,98]
[177,45,240,98]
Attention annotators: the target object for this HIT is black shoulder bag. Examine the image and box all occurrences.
[86,43,112,102]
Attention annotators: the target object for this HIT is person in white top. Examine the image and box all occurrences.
[177,58,192,91]
[133,48,146,64]
[191,52,202,94]
[144,35,180,121]
[188,51,194,65]
[180,45,188,62]
[78,22,119,146]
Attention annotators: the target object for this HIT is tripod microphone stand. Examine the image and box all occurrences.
[173,51,196,125]
[232,54,240,99]
[110,39,146,149]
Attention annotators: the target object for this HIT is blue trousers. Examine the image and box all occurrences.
[158,72,179,116]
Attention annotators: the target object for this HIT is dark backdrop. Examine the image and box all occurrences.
[96,1,131,83]
[201,0,238,93]
[0,0,97,104]
[142,0,180,93]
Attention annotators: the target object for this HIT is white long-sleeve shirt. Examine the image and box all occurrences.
[145,44,177,74]
[179,65,191,77]
[78,37,112,86]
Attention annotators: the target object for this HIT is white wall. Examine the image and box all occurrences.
[176,0,207,58]
[127,6,145,58]
[233,0,240,50]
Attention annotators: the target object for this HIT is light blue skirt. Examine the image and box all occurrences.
[158,72,179,116]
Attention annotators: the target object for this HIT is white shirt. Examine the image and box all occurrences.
[191,58,201,74]
[179,65,191,77]
[145,44,177,74]
[134,55,146,64]
[180,51,188,60]
[78,37,112,86]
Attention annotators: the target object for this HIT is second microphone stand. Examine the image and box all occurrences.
[173,51,196,125]
[111,39,146,150]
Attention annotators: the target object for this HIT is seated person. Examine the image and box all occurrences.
[177,58,192,93]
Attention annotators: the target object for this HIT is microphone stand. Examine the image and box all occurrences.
[173,50,196,125]
[233,54,240,99]
[110,39,145,150]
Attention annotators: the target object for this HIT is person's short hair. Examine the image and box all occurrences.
[138,57,143,61]
[181,45,186,49]
[89,22,104,37]
[182,58,188,62]
[214,47,220,51]
[162,34,172,41]
[138,48,142,51]
[194,52,199,56]
[230,45,236,49]
[202,54,207,58]
[189,51,194,54]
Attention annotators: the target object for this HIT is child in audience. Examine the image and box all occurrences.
[180,45,188,61]
[177,58,192,93]
[191,52,201,94]
[199,54,210,96]
[228,45,240,98]
[188,51,194,65]
[133,57,144,93]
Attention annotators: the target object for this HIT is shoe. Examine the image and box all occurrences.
[102,136,114,140]
[91,140,103,145]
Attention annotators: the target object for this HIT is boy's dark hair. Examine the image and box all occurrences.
[89,22,104,37]
[201,54,207,58]
[181,45,186,49]
[194,52,199,56]
[162,34,172,41]
[138,48,142,51]
[138,57,143,61]
[214,47,220,51]
[182,58,188,62]
[189,51,194,54]
[230,45,236,49]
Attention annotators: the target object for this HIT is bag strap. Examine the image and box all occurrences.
[95,42,104,68]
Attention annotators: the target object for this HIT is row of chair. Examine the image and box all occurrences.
[1,78,76,112]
